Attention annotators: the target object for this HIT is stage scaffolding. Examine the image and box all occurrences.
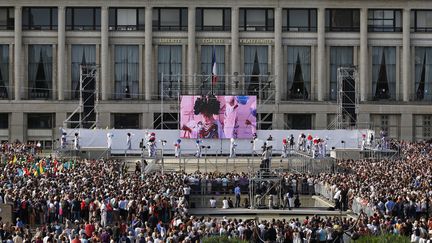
[63,65,100,130]
[154,73,276,131]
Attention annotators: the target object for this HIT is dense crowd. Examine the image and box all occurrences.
[0,140,432,242]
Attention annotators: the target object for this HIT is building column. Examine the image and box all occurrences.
[317,7,325,101]
[315,113,327,129]
[10,112,24,143]
[402,8,411,102]
[231,7,240,94]
[400,113,413,141]
[57,6,66,101]
[144,7,153,101]
[187,7,196,94]
[360,7,368,102]
[101,6,109,100]
[14,6,22,101]
[274,7,282,103]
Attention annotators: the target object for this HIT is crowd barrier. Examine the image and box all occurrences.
[314,181,376,217]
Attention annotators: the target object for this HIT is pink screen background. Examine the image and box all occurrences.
[180,96,257,139]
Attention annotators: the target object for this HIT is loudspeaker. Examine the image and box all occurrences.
[81,66,96,129]
[342,71,356,126]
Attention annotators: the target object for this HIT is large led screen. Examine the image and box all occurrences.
[180,95,257,139]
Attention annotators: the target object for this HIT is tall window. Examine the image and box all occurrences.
[0,45,9,99]
[283,9,317,32]
[153,113,179,129]
[109,8,144,31]
[27,113,54,129]
[368,9,402,32]
[414,115,432,141]
[66,7,100,30]
[0,7,14,30]
[325,9,360,32]
[330,47,353,100]
[22,7,58,30]
[153,8,187,31]
[414,47,432,101]
[285,114,313,129]
[372,47,396,100]
[244,46,268,96]
[411,10,432,32]
[28,45,52,99]
[286,46,311,100]
[240,8,274,31]
[200,46,225,95]
[158,46,182,99]
[0,113,8,129]
[114,45,139,99]
[71,45,96,99]
[196,8,231,31]
[113,113,141,129]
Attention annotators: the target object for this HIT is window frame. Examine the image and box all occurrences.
[196,8,231,31]
[27,113,55,129]
[113,113,141,129]
[283,8,317,32]
[368,9,402,32]
[0,7,14,30]
[0,113,8,129]
[411,10,432,32]
[239,8,274,32]
[22,7,58,30]
[153,7,188,31]
[325,8,360,32]
[108,7,145,31]
[66,7,101,31]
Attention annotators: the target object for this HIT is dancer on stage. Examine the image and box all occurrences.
[148,133,156,157]
[125,132,133,155]
[281,138,288,158]
[74,132,80,150]
[61,132,67,149]
[174,139,181,158]
[229,138,237,158]
[107,132,114,150]
[195,139,202,157]
[289,134,295,150]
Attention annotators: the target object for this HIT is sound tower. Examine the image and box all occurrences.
[81,66,96,128]
[342,69,357,126]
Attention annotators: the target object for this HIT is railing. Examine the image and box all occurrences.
[282,26,317,32]
[368,26,402,32]
[153,25,187,31]
[109,25,144,31]
[22,25,58,30]
[67,25,101,31]
[0,25,14,30]
[196,25,231,31]
[411,27,432,33]
[326,26,360,32]
[240,25,274,31]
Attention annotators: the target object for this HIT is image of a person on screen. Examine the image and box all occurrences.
[181,95,223,139]
[223,96,239,138]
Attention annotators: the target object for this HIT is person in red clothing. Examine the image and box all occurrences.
[71,235,81,243]
[85,220,95,238]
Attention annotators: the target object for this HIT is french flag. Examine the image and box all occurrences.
[211,47,217,85]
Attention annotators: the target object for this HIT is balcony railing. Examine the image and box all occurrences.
[22,25,58,30]
[240,25,274,31]
[67,25,101,31]
[368,26,402,32]
[326,26,360,32]
[196,25,231,31]
[109,25,144,31]
[153,25,187,31]
[282,26,317,32]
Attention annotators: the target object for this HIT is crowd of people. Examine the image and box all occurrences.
[0,140,431,242]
